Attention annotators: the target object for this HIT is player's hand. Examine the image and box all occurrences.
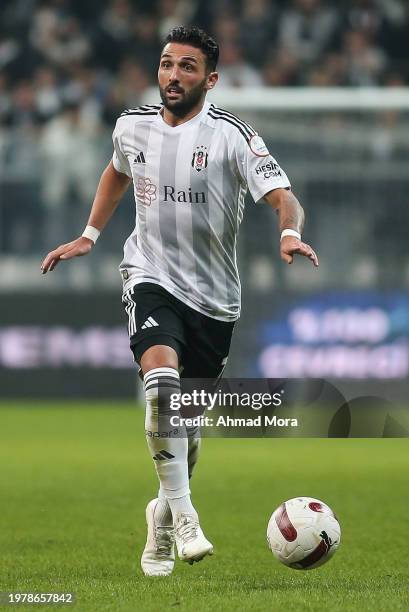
[280,236,319,267]
[41,237,94,274]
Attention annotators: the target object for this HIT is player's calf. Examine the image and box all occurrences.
[144,367,198,518]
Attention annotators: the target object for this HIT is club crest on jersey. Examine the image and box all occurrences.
[191,145,208,172]
[136,177,157,206]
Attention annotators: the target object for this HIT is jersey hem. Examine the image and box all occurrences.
[122,278,241,323]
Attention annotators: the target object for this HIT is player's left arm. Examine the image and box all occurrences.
[263,188,319,267]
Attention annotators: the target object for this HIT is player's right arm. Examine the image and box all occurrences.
[41,161,131,274]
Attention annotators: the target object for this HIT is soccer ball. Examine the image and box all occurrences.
[267,497,341,570]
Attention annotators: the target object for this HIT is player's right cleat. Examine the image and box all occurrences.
[141,499,175,577]
[174,513,214,564]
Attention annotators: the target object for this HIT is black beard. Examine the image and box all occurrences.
[159,78,207,118]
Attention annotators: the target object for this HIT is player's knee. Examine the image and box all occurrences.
[140,345,179,375]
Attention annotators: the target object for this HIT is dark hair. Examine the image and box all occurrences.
[164,26,219,72]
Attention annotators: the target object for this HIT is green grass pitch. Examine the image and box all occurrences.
[0,402,408,612]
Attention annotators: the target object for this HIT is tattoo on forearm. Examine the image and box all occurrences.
[279,192,304,233]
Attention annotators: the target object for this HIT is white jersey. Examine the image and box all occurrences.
[112,101,291,321]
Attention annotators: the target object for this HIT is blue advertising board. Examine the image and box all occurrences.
[256,291,409,379]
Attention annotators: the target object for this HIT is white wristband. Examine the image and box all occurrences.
[82,225,100,244]
[281,229,301,241]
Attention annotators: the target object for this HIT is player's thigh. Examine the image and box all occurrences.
[122,283,186,369]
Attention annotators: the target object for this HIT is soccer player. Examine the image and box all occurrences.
[41,26,318,576]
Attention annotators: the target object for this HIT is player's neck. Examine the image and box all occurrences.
[162,99,206,127]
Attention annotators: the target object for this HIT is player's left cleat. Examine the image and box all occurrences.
[141,498,175,577]
[174,513,214,564]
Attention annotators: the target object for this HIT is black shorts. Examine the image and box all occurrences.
[122,283,235,378]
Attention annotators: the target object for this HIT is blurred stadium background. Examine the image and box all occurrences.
[1,0,409,398]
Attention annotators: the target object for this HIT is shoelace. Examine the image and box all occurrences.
[175,516,199,544]
[154,526,174,557]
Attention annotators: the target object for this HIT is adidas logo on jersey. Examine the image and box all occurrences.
[141,316,159,329]
[134,152,146,164]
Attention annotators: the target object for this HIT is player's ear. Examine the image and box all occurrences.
[205,71,218,91]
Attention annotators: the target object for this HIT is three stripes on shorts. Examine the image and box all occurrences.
[122,287,159,336]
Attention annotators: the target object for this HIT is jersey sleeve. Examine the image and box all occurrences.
[112,119,132,178]
[235,133,291,203]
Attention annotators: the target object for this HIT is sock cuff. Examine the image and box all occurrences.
[144,367,179,382]
[144,367,180,391]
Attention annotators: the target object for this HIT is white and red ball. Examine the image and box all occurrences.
[267,497,341,570]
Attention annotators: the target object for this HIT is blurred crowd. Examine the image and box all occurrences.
[1,0,409,131]
[1,0,409,254]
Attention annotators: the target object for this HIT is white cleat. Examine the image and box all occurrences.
[141,499,175,577]
[174,513,214,564]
